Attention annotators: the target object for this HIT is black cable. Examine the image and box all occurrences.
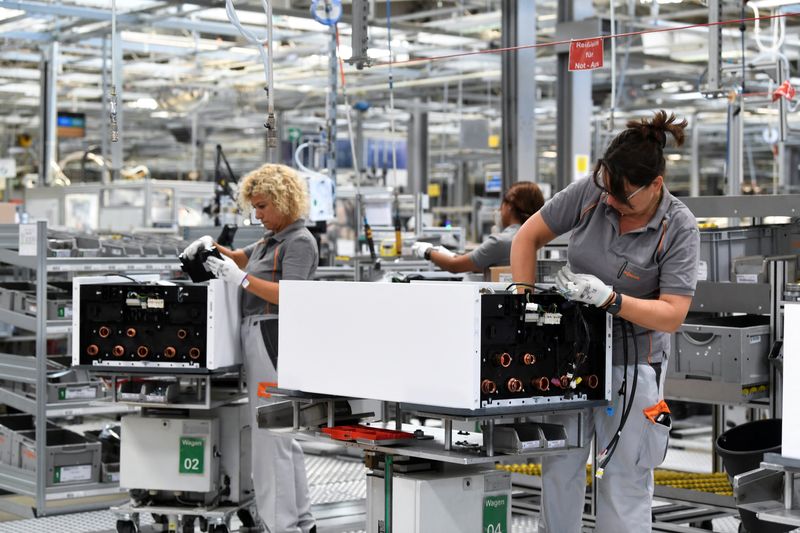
[598,320,640,475]
[104,273,142,284]
[574,304,591,367]
[504,282,536,292]
[598,319,629,469]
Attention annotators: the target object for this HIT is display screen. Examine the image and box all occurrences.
[57,112,86,138]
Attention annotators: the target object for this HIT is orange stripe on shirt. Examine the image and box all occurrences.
[579,201,598,221]
[656,220,668,258]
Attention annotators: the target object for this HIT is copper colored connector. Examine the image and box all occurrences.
[126,328,137,338]
[586,374,599,389]
[163,346,176,358]
[560,376,571,389]
[136,346,149,358]
[112,345,125,357]
[522,353,536,366]
[533,377,550,392]
[493,352,512,368]
[86,344,99,356]
[506,378,523,393]
[177,329,188,340]
[98,326,111,338]
[481,379,497,394]
[188,347,201,360]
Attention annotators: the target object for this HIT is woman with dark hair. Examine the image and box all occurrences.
[412,181,545,273]
[511,111,699,533]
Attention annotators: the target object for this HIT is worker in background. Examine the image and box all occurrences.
[411,181,545,273]
[183,164,317,533]
[511,111,699,533]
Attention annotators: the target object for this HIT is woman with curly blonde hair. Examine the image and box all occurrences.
[183,163,318,533]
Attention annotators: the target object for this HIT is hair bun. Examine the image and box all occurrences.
[626,109,688,148]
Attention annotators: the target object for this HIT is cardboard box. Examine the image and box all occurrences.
[0,203,17,224]
[489,266,512,283]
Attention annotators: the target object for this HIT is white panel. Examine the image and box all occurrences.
[206,279,242,369]
[783,303,800,460]
[279,281,481,410]
[120,415,218,492]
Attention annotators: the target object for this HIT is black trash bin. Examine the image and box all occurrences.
[715,418,791,533]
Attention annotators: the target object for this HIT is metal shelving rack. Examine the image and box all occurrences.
[668,195,799,477]
[0,221,181,517]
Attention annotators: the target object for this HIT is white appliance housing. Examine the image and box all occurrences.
[279,281,612,411]
[783,303,800,460]
[72,277,241,370]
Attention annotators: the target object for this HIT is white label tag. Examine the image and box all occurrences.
[64,386,97,400]
[521,440,541,450]
[57,464,92,483]
[750,335,762,344]
[546,439,566,449]
[182,421,210,436]
[736,274,759,284]
[19,223,37,256]
[697,260,708,281]
[0,158,15,179]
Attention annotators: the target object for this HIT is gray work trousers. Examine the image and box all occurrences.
[241,315,315,533]
[539,362,669,533]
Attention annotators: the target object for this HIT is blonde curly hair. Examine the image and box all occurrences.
[238,163,308,220]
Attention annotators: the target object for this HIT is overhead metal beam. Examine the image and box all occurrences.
[555,1,595,192]
[39,42,57,186]
[501,0,537,190]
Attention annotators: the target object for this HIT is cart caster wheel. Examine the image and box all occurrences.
[690,519,713,530]
[209,525,229,533]
[198,517,209,532]
[182,516,196,533]
[738,523,747,533]
[116,520,136,533]
[237,509,256,528]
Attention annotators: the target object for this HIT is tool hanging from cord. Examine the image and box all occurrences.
[226,0,276,148]
[386,0,398,184]
[109,0,118,143]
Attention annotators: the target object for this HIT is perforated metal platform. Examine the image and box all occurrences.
[0,454,367,533]
[0,511,154,533]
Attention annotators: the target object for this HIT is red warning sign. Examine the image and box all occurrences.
[772,79,796,102]
[568,38,604,71]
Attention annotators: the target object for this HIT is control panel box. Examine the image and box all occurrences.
[120,415,219,493]
[73,278,241,370]
[367,466,512,533]
[119,404,252,501]
[279,281,611,411]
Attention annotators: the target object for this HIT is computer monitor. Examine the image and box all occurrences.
[485,170,502,193]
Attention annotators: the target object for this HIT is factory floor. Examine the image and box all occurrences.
[0,416,791,533]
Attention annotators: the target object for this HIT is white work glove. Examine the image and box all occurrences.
[411,241,433,259]
[205,255,248,287]
[412,242,456,260]
[555,265,613,307]
[182,235,213,259]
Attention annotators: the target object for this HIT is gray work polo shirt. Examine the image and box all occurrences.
[539,177,699,365]
[241,219,319,317]
[469,224,520,270]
